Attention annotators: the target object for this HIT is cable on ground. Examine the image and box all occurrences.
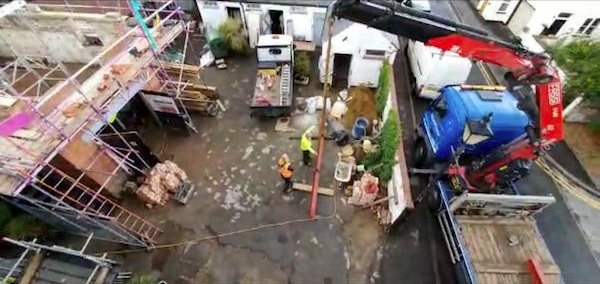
[96,183,338,256]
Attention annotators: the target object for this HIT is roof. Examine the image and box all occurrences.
[327,18,399,46]
[331,18,354,36]
[447,87,529,130]
[217,0,334,8]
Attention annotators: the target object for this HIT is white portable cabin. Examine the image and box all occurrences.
[319,20,398,88]
[196,0,331,48]
[406,40,472,99]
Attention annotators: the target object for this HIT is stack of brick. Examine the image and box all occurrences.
[348,173,379,206]
[137,160,188,207]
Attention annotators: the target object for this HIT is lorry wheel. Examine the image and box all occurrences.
[427,187,442,212]
[413,138,427,167]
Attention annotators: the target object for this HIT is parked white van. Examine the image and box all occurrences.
[406,40,473,99]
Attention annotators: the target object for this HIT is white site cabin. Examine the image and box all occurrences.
[319,19,398,88]
[196,0,332,49]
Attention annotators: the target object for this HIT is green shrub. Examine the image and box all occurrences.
[217,19,250,55]
[4,215,47,240]
[127,275,156,284]
[363,109,401,182]
[376,61,391,116]
[294,51,311,78]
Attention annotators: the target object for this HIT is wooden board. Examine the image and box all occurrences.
[293,183,334,196]
[158,60,201,74]
[456,215,561,284]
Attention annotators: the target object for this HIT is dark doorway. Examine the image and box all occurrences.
[333,53,352,88]
[541,19,567,36]
[98,131,160,177]
[226,7,242,20]
[268,10,284,34]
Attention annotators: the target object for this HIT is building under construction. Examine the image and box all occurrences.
[0,0,199,247]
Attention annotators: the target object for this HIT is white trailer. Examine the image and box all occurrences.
[406,40,472,99]
[250,34,295,117]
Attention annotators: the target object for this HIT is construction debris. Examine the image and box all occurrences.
[137,160,189,207]
[342,87,377,129]
[348,173,379,206]
[216,58,227,69]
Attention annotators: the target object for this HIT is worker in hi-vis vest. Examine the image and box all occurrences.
[300,126,317,166]
[278,154,294,193]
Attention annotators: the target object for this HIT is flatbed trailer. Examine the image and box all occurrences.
[250,34,294,118]
[250,62,293,117]
[434,181,562,284]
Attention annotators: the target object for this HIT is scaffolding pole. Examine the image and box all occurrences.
[0,0,192,247]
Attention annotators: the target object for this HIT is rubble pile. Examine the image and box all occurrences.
[348,173,379,206]
[137,160,188,206]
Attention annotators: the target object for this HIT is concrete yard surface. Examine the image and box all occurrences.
[96,55,385,283]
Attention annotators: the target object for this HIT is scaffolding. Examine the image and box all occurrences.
[0,0,198,247]
[1,234,118,283]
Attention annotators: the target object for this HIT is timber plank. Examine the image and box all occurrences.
[293,183,334,196]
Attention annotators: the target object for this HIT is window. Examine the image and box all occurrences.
[364,49,386,58]
[82,34,103,46]
[269,48,282,55]
[577,18,600,35]
[290,6,307,14]
[246,3,261,11]
[433,97,447,119]
[496,0,511,14]
[557,13,572,18]
[541,12,572,36]
[203,1,218,9]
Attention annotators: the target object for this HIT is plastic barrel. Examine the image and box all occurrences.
[352,117,369,139]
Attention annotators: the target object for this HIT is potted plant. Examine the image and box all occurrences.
[294,51,311,85]
[217,19,250,56]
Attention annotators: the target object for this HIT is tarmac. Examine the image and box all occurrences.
[97,54,386,283]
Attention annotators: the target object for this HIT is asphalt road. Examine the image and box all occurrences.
[378,1,600,283]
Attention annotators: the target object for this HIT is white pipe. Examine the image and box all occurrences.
[562,95,584,119]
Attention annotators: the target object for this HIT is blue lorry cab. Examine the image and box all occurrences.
[422,85,530,161]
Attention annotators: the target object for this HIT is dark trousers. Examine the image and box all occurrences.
[303,150,311,165]
[283,177,293,193]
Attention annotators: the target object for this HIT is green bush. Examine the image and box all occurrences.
[376,61,391,116]
[4,215,47,240]
[550,40,600,128]
[127,276,156,284]
[294,51,311,78]
[217,19,250,55]
[363,109,401,182]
